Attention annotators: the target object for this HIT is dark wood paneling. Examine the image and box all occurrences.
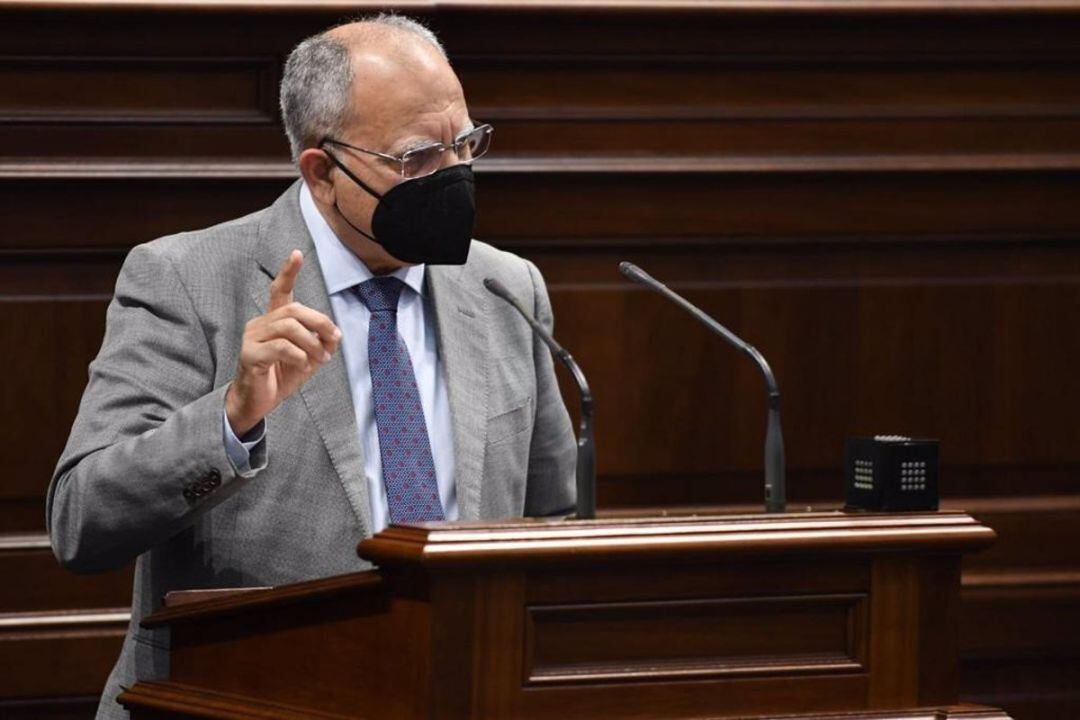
[0,176,292,250]
[0,612,127,698]
[3,300,109,516]
[962,495,1080,573]
[546,274,1080,474]
[127,515,983,719]
[488,118,1080,160]
[0,57,277,124]
[8,167,1080,249]
[0,539,131,708]
[4,168,1078,251]
[1,547,133,612]
[963,657,1080,720]
[478,169,1080,241]
[525,594,867,684]
[0,696,102,720]
[464,59,1080,120]
[2,0,1078,716]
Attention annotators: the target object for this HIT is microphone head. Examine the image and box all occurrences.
[618,261,653,285]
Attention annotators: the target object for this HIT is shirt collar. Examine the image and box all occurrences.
[299,182,426,298]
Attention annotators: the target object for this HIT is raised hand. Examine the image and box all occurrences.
[225,250,342,436]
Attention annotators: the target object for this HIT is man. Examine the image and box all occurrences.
[47,15,576,719]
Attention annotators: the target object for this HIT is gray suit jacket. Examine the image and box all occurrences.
[47,181,576,719]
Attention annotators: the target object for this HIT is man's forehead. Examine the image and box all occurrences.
[335,34,467,149]
[330,21,446,76]
[326,20,416,48]
[348,44,456,98]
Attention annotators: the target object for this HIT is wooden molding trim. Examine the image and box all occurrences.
[485,155,1080,174]
[119,681,1011,720]
[360,511,996,568]
[143,512,993,628]
[3,0,1080,16]
[752,705,1012,720]
[1,232,1077,260]
[119,680,355,720]
[2,154,1078,180]
[0,161,297,180]
[0,534,52,551]
[142,570,386,628]
[524,593,868,685]
[963,570,1080,588]
[164,587,271,608]
[0,608,129,629]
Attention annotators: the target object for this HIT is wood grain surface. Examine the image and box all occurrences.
[121,513,994,719]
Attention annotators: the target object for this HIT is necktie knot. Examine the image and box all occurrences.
[355,276,405,313]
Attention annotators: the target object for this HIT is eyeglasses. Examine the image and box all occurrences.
[320,124,493,180]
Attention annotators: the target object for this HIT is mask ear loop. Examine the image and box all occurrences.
[319,143,383,243]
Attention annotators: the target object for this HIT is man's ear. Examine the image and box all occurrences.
[298,148,336,205]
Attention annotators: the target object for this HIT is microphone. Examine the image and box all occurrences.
[618,261,786,513]
[483,277,596,520]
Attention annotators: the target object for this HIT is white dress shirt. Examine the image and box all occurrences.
[224,183,457,533]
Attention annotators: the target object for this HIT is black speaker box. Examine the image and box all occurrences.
[845,436,939,512]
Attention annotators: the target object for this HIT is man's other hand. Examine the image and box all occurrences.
[225,250,342,436]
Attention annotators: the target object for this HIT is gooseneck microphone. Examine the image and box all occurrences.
[618,262,786,513]
[483,278,596,520]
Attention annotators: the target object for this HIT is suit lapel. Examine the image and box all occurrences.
[427,264,489,521]
[252,182,373,537]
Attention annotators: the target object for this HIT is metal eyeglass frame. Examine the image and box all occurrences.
[319,123,493,180]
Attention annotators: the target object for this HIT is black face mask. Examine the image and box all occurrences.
[322,148,475,265]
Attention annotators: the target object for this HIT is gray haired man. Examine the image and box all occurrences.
[48,15,576,719]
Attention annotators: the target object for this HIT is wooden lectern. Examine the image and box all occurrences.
[119,511,1011,719]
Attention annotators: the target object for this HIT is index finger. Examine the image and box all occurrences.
[270,250,303,311]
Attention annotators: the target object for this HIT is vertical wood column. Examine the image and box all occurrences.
[869,556,922,706]
[869,555,963,708]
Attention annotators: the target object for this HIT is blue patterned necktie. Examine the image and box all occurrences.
[354,277,445,523]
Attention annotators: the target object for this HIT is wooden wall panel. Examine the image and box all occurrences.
[0,57,278,123]
[540,239,1080,504]
[1,538,131,708]
[488,117,1080,160]
[4,301,109,519]
[478,169,1080,241]
[465,60,1080,120]
[2,1,1078,717]
[0,176,291,251]
[3,546,133,613]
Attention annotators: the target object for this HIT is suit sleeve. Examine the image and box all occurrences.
[47,244,256,574]
[522,259,577,517]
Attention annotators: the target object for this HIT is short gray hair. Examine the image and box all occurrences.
[279,14,448,161]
